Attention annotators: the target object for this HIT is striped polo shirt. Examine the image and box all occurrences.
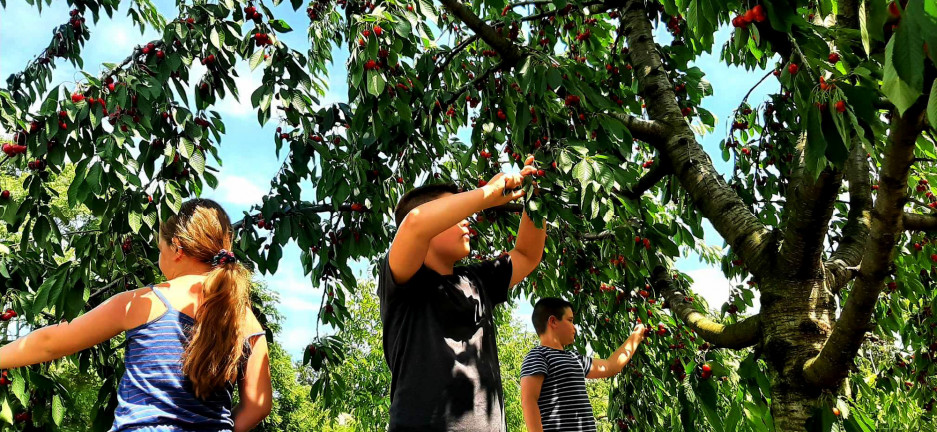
[520,345,597,432]
[110,286,263,431]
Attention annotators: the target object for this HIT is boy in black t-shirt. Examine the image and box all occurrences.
[378,156,547,431]
[520,298,646,432]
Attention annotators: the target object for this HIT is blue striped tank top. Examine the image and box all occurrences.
[110,285,262,431]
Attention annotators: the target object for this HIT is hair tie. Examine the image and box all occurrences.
[210,249,237,267]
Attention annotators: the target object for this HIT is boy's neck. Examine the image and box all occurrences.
[539,334,564,350]
[424,251,457,276]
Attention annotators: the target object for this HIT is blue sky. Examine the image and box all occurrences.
[1,1,778,360]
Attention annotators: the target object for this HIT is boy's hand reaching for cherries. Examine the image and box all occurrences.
[483,155,537,207]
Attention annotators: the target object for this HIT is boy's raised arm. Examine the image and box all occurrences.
[507,210,547,287]
[586,323,646,379]
[388,166,535,285]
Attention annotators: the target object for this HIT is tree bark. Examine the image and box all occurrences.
[825,141,872,292]
[903,212,937,231]
[651,267,761,349]
[619,0,776,280]
[803,100,928,388]
[759,277,836,431]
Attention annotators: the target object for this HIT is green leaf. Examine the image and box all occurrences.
[10,371,27,406]
[572,160,593,185]
[190,150,206,175]
[39,85,60,115]
[0,396,11,425]
[418,0,438,23]
[695,378,725,431]
[270,19,293,33]
[927,80,937,128]
[32,272,59,317]
[892,9,925,92]
[52,394,64,426]
[249,50,264,71]
[367,72,386,97]
[178,137,194,158]
[129,210,143,234]
[210,27,223,50]
[805,107,828,177]
[883,37,923,115]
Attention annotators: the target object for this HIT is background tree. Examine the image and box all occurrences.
[2,0,937,431]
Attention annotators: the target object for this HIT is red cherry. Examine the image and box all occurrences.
[373,25,383,36]
[788,63,799,74]
[888,1,900,18]
[0,190,10,200]
[828,52,840,63]
[702,364,712,373]
[752,5,766,22]
[931,254,937,263]
[835,101,846,113]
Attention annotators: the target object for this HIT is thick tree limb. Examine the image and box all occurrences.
[903,212,937,231]
[777,133,844,279]
[803,99,928,388]
[615,162,669,200]
[438,0,523,65]
[651,266,761,349]
[620,0,776,279]
[603,112,668,145]
[825,142,873,292]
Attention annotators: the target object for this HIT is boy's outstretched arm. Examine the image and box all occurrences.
[520,375,545,432]
[388,161,536,285]
[586,324,647,379]
[507,209,547,287]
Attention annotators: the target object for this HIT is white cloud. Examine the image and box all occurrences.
[685,267,761,315]
[279,295,321,312]
[280,325,317,357]
[214,66,264,118]
[210,173,266,206]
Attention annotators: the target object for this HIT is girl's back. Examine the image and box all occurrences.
[112,284,263,431]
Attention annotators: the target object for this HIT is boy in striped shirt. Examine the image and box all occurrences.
[520,297,646,432]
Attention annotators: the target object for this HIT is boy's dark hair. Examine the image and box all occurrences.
[394,183,460,226]
[532,297,573,335]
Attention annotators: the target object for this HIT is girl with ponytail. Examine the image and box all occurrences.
[0,199,272,431]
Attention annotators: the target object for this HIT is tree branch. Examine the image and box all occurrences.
[903,212,937,231]
[651,266,761,349]
[620,0,776,279]
[435,35,479,74]
[602,112,667,145]
[438,0,523,65]
[825,141,873,292]
[441,61,504,108]
[803,98,929,388]
[615,162,669,200]
[777,133,844,279]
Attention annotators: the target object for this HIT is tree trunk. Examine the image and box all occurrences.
[759,276,838,431]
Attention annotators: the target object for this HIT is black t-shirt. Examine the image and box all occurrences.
[378,254,513,431]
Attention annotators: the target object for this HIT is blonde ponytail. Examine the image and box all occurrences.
[183,261,251,399]
[159,199,253,399]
